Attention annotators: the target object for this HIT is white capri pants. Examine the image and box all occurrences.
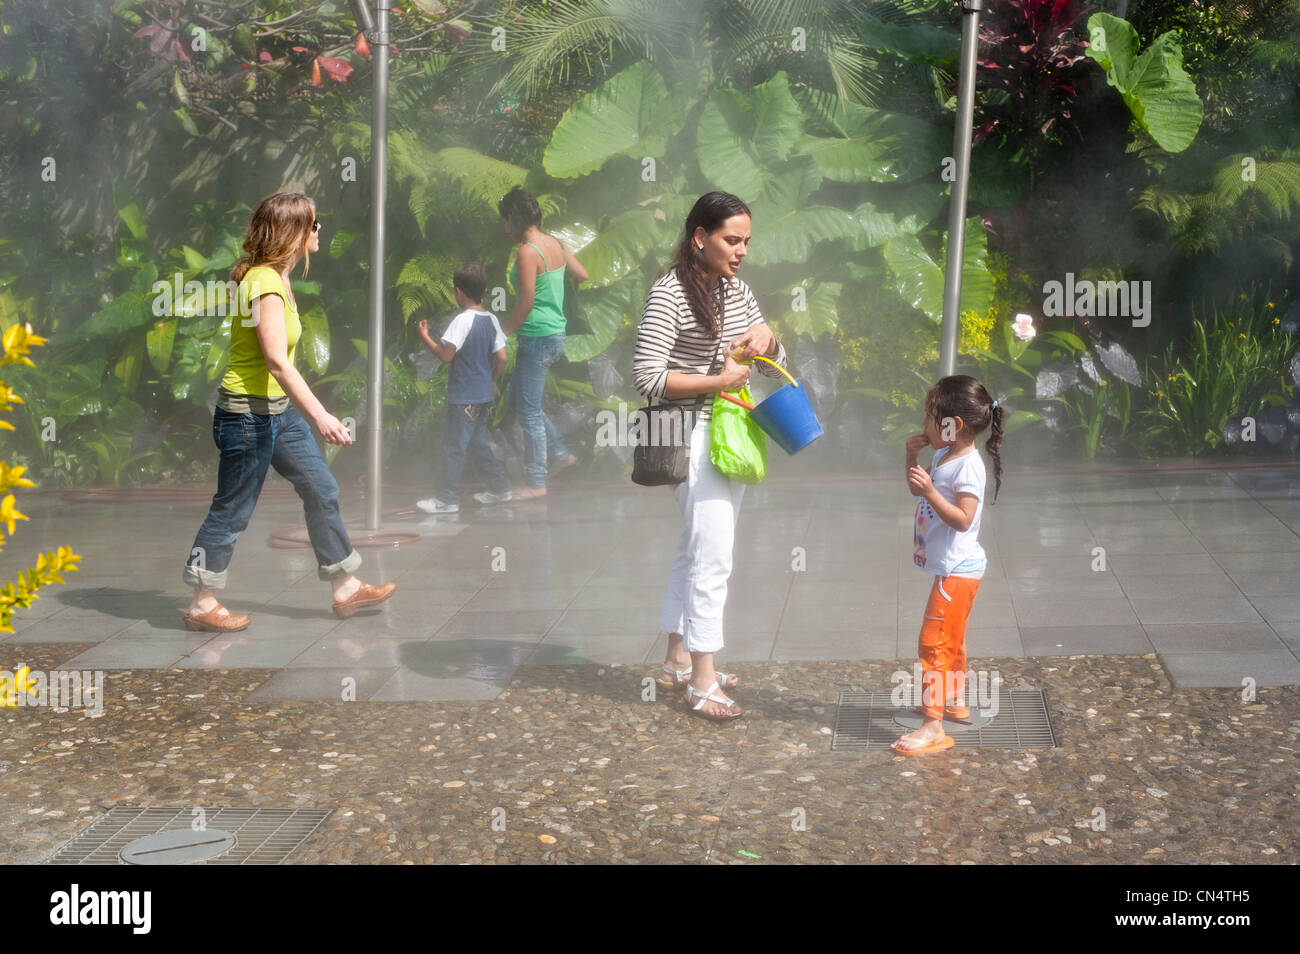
[659,415,746,654]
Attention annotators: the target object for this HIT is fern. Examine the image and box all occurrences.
[396,253,458,321]
[430,147,529,209]
[1211,154,1300,222]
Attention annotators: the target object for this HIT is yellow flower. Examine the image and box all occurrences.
[0,494,28,535]
[0,665,36,707]
[0,463,36,492]
[1267,302,1275,309]
[1,323,47,365]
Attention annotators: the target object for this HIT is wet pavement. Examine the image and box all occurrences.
[4,465,1299,697]
[1,463,1297,862]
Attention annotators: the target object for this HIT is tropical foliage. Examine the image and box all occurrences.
[0,0,1296,478]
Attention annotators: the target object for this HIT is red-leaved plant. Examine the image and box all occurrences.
[975,0,1095,150]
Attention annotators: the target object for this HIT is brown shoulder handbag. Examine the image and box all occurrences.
[631,330,724,487]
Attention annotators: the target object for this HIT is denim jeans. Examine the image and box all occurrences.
[438,403,510,501]
[182,405,361,589]
[508,332,571,488]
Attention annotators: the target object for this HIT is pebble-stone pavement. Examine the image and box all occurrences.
[1,463,1297,863]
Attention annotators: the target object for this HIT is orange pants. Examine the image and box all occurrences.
[917,575,981,719]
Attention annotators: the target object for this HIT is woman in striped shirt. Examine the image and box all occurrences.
[632,191,789,721]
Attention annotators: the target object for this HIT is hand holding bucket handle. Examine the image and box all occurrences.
[731,354,824,455]
[720,354,793,411]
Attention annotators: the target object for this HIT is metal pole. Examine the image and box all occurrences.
[365,0,389,530]
[939,0,983,378]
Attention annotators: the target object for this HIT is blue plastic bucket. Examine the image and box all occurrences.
[749,379,824,455]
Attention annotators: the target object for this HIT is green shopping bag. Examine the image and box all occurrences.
[710,387,768,484]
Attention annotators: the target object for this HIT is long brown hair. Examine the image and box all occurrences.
[230,192,315,283]
[925,374,1005,503]
[670,191,751,337]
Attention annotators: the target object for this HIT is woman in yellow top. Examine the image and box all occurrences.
[181,192,395,631]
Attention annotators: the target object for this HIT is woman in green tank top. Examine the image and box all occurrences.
[498,187,589,498]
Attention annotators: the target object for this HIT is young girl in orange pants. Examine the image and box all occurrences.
[892,374,1004,756]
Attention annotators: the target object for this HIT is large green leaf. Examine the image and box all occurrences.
[170,336,207,402]
[856,180,949,238]
[297,305,331,375]
[744,206,859,267]
[1085,13,1203,154]
[783,280,841,338]
[752,161,823,219]
[49,362,109,419]
[83,289,154,339]
[849,201,916,249]
[696,72,804,200]
[180,245,207,273]
[574,209,669,288]
[145,318,176,371]
[796,104,948,184]
[544,62,682,179]
[117,202,147,240]
[882,218,993,323]
[564,275,639,363]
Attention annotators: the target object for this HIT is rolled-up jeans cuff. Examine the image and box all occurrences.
[182,564,227,590]
[318,548,362,581]
[682,616,723,655]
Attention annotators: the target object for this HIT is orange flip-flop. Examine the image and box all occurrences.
[891,734,955,756]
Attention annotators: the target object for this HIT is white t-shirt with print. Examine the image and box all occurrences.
[913,446,987,577]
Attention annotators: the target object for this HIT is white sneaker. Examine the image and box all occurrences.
[416,497,459,513]
[473,490,512,504]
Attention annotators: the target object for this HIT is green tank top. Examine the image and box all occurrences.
[510,241,567,337]
[219,265,301,399]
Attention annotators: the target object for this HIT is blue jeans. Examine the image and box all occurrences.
[182,405,361,589]
[438,403,511,500]
[508,333,571,488]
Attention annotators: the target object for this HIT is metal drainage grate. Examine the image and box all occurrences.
[48,807,332,865]
[831,689,1057,752]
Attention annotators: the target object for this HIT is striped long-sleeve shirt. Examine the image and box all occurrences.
[632,267,789,421]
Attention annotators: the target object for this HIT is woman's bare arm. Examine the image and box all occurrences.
[503,247,537,335]
[253,293,352,445]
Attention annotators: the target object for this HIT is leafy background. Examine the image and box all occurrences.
[0,0,1298,488]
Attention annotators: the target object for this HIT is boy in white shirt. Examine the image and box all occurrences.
[892,375,1005,756]
[415,263,511,513]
